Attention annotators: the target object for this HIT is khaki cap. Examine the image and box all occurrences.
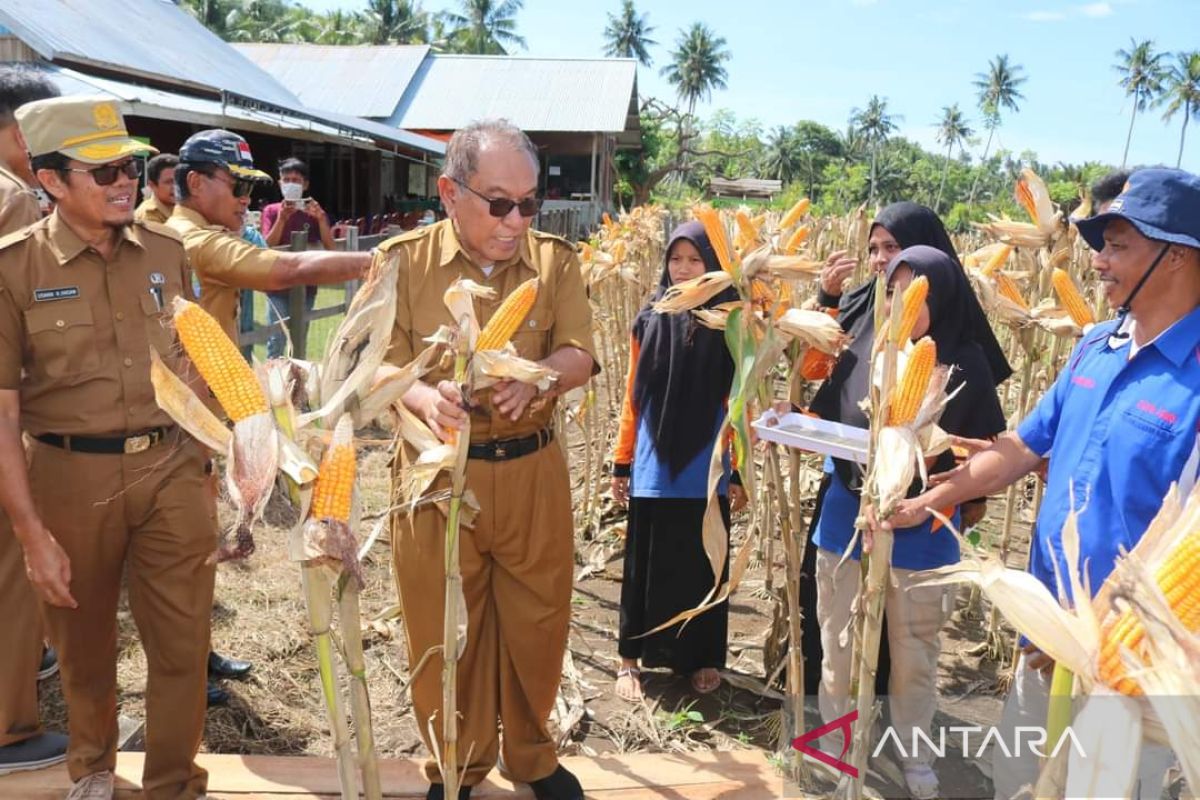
[16,94,157,164]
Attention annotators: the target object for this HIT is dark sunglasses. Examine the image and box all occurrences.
[453,177,541,218]
[66,159,142,186]
[205,170,256,199]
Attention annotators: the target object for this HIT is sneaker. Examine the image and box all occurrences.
[37,647,59,681]
[902,763,939,800]
[529,765,584,800]
[0,732,69,775]
[65,769,113,800]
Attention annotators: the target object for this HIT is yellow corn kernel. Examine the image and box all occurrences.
[1052,268,1095,328]
[891,275,929,345]
[888,337,936,426]
[476,278,539,351]
[172,298,267,422]
[981,244,1013,277]
[1097,529,1200,695]
[693,205,736,275]
[780,197,811,230]
[783,225,810,255]
[996,273,1029,311]
[1015,176,1039,225]
[735,210,758,241]
[311,416,356,523]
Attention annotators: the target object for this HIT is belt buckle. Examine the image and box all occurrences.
[124,434,151,454]
[493,445,507,459]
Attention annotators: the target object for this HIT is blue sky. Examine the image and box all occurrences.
[300,0,1199,171]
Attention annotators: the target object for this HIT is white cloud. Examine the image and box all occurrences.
[1079,2,1114,16]
[1025,9,1067,20]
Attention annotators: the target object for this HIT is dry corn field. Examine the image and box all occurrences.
[33,170,1197,798]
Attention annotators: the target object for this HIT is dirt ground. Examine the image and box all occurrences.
[35,397,1040,800]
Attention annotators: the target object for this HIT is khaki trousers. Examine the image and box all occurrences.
[393,442,574,787]
[0,519,42,748]
[30,436,216,800]
[815,547,951,768]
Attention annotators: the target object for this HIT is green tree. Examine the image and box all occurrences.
[1115,38,1168,167]
[969,54,1027,205]
[849,94,900,207]
[365,0,428,44]
[442,0,526,54]
[660,22,730,118]
[1160,51,1200,168]
[933,103,972,213]
[761,126,800,182]
[603,0,655,67]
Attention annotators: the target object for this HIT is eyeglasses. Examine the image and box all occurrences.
[205,170,256,199]
[66,159,142,186]
[453,177,541,218]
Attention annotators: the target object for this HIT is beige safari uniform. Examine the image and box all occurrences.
[385,219,597,787]
[133,193,171,226]
[0,212,217,799]
[166,204,279,342]
[0,162,43,752]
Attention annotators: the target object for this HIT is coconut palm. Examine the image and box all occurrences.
[761,126,800,182]
[660,22,730,118]
[1159,51,1200,168]
[968,54,1027,205]
[933,103,972,213]
[1115,38,1168,167]
[442,0,525,55]
[850,94,900,207]
[365,0,427,44]
[603,0,656,67]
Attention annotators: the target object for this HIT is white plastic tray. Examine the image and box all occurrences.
[751,410,869,464]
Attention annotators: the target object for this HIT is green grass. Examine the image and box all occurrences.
[243,285,351,362]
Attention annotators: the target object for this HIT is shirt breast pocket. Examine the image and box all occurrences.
[1116,406,1177,442]
[24,302,101,378]
[140,291,176,356]
[511,305,553,362]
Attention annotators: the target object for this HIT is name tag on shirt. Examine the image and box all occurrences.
[34,286,80,302]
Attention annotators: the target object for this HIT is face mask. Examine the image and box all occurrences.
[280,182,303,202]
[141,185,153,201]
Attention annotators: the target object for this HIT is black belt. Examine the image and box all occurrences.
[467,429,554,462]
[35,427,173,455]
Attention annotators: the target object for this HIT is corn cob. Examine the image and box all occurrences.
[693,205,736,275]
[783,225,810,255]
[891,275,929,345]
[311,425,356,524]
[780,197,811,230]
[996,273,1029,311]
[1015,177,1039,225]
[1052,268,1095,328]
[476,278,539,351]
[171,297,267,422]
[888,337,936,426]
[981,244,1013,277]
[1097,528,1200,695]
[735,210,758,242]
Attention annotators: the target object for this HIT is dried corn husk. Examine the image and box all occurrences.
[652,270,735,313]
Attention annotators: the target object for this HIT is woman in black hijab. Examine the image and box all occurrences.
[811,245,1008,799]
[610,220,747,702]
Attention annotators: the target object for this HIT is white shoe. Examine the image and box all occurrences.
[903,764,939,799]
[66,770,114,800]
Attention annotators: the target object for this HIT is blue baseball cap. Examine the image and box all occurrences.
[1075,168,1200,252]
[178,129,272,182]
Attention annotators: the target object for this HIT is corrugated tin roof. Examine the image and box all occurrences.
[232,43,430,119]
[389,55,638,133]
[0,0,301,107]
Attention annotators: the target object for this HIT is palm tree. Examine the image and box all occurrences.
[850,94,900,207]
[603,0,655,67]
[761,126,800,182]
[1115,38,1168,167]
[365,0,427,44]
[933,104,972,212]
[968,54,1027,205]
[660,22,730,118]
[442,0,525,54]
[1159,51,1200,168]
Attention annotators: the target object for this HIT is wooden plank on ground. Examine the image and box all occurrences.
[0,750,800,799]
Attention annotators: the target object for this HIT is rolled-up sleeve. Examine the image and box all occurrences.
[190,230,280,290]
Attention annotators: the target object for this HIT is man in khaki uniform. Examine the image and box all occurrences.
[0,65,68,777]
[0,96,217,800]
[385,120,597,800]
[166,129,369,342]
[133,153,177,225]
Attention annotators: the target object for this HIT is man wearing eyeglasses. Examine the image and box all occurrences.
[166,129,369,344]
[0,95,218,799]
[383,120,597,800]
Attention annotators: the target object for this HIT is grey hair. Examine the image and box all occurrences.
[442,119,539,182]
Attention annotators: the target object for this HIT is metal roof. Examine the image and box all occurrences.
[232,43,430,119]
[389,55,638,134]
[0,0,301,107]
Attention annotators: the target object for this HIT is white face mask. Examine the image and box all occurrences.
[280,181,303,202]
